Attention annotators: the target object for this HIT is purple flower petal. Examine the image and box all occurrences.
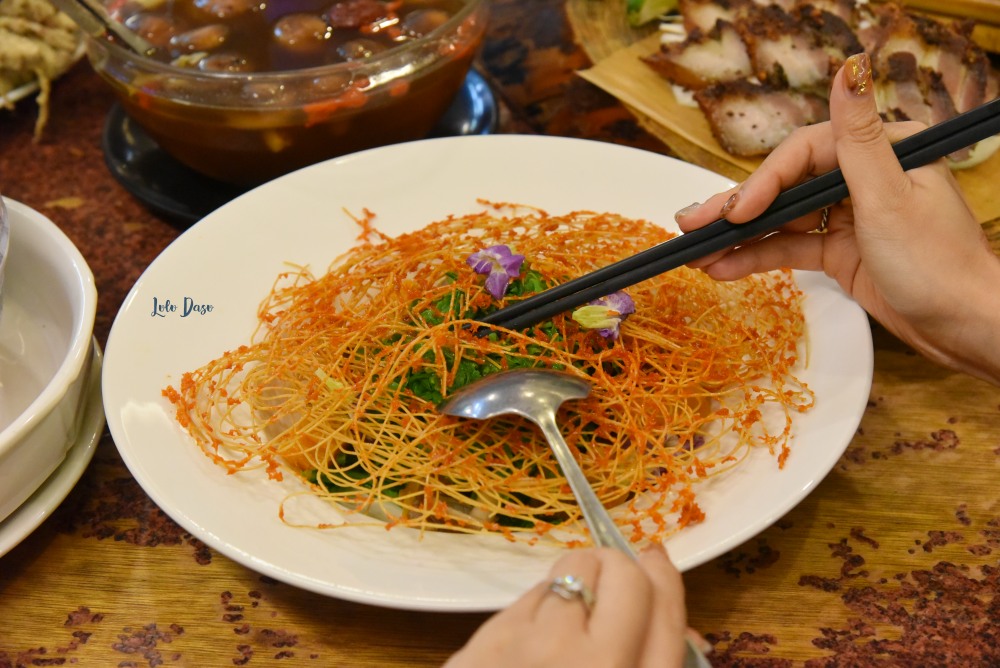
[572,291,636,339]
[466,244,525,300]
[597,291,635,317]
[467,254,494,275]
[494,247,524,274]
[484,269,511,300]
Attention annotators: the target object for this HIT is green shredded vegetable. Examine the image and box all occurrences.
[626,0,678,26]
[396,268,563,404]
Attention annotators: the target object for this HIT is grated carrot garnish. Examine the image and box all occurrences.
[162,203,813,546]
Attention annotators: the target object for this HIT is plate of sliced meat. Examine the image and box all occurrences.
[643,0,998,161]
[575,0,1000,218]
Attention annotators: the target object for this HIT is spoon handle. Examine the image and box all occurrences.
[535,414,635,555]
[537,415,713,668]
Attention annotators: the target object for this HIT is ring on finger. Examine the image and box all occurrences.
[548,574,595,612]
[814,206,830,233]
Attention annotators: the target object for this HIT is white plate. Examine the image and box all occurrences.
[103,135,873,612]
[0,343,103,557]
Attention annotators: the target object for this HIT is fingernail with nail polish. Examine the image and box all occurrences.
[720,192,739,217]
[845,52,872,96]
[675,201,701,218]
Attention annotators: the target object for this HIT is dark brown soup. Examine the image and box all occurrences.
[95,0,485,185]
[111,0,468,73]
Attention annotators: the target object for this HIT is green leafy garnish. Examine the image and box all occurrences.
[626,0,678,26]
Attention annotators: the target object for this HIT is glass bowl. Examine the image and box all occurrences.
[85,0,489,186]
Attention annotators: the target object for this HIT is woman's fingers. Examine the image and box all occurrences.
[828,53,914,238]
[727,107,923,229]
[533,549,604,625]
[701,226,829,280]
[723,126,838,224]
[673,57,927,239]
[674,123,838,234]
[585,549,653,635]
[634,545,688,668]
[446,546,694,668]
[445,551,608,668]
[530,548,658,667]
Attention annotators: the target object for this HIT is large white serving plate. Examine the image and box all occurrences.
[103,135,873,612]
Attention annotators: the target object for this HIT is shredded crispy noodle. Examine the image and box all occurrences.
[164,202,813,546]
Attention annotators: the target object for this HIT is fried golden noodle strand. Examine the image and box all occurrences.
[164,203,813,547]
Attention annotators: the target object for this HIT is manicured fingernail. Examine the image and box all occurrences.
[720,192,739,217]
[675,201,701,218]
[845,52,872,96]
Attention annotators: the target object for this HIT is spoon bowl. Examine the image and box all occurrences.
[439,368,632,553]
[439,368,591,422]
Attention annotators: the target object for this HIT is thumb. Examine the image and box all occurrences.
[829,53,913,230]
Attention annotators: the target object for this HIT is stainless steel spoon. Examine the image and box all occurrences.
[439,368,711,668]
[439,368,633,553]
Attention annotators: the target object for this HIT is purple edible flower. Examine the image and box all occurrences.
[466,244,525,300]
[571,291,636,340]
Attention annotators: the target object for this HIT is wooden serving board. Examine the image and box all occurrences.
[566,0,1000,227]
[902,0,1000,51]
[901,0,1000,26]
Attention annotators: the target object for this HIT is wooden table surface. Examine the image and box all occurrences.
[2,1,1000,666]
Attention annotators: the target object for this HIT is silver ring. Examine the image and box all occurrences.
[548,574,595,611]
[815,206,830,233]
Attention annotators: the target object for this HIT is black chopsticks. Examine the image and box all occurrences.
[477,95,1000,333]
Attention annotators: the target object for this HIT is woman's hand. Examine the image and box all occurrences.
[445,545,690,668]
[676,53,1000,385]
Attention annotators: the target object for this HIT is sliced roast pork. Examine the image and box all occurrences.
[694,80,830,156]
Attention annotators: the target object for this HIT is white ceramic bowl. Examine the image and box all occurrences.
[0,197,8,316]
[0,197,97,523]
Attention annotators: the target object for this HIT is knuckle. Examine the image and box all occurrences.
[844,112,886,150]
